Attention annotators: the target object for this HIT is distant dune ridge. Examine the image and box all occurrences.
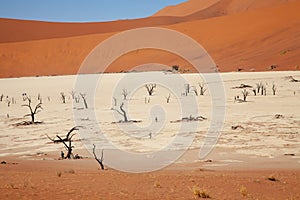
[0,0,299,78]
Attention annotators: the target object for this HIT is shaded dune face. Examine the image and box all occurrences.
[0,0,299,78]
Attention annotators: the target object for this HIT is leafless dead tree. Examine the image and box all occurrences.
[256,82,263,94]
[60,92,66,103]
[112,102,128,122]
[122,88,128,100]
[47,127,81,159]
[272,83,277,95]
[192,86,198,96]
[37,93,42,103]
[287,76,300,82]
[165,94,171,103]
[6,96,11,107]
[145,83,156,96]
[242,89,249,102]
[184,84,190,96]
[74,95,80,103]
[80,93,88,109]
[70,90,76,100]
[198,82,207,95]
[92,144,104,170]
[22,96,43,123]
[47,126,80,143]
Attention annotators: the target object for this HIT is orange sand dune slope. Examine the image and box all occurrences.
[154,0,297,18]
[0,0,300,78]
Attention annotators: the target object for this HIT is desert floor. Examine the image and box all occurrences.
[0,71,299,199]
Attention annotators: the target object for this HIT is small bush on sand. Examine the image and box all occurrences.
[193,187,211,198]
[267,174,279,182]
[57,172,62,177]
[240,185,248,197]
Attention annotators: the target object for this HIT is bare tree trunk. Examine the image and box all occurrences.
[92,144,104,170]
[120,103,128,122]
[80,93,88,109]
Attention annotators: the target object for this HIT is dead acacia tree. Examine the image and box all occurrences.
[37,93,42,104]
[198,82,207,95]
[256,82,263,94]
[184,84,190,96]
[122,88,128,100]
[92,144,104,170]
[192,86,198,96]
[165,94,171,103]
[287,76,300,82]
[47,126,80,143]
[145,83,156,96]
[242,89,249,102]
[80,93,88,109]
[112,102,128,122]
[47,127,81,159]
[272,83,277,95]
[70,90,76,100]
[22,96,43,123]
[60,92,66,103]
[6,96,11,107]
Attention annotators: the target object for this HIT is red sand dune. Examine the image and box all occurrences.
[0,0,299,78]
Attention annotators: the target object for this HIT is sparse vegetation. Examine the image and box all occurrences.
[172,65,179,71]
[267,174,279,182]
[193,187,211,198]
[240,185,248,197]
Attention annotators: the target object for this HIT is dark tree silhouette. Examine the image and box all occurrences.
[184,84,190,96]
[198,82,207,95]
[242,89,249,102]
[47,127,81,159]
[80,93,88,109]
[165,94,171,103]
[47,126,80,143]
[172,65,179,71]
[272,83,277,95]
[22,96,43,123]
[60,92,66,104]
[92,144,104,170]
[145,84,156,96]
[112,102,128,122]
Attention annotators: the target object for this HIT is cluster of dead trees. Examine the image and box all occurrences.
[182,82,207,96]
[47,126,105,169]
[233,81,279,103]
